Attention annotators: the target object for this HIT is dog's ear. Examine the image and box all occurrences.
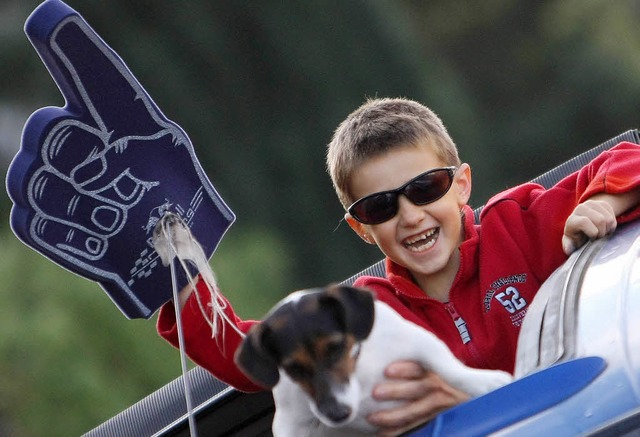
[234,323,280,389]
[323,285,375,341]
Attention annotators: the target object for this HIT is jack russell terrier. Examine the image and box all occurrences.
[235,285,513,437]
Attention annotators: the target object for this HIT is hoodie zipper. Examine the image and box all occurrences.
[444,302,488,368]
[444,302,471,344]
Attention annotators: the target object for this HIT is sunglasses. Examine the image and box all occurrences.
[348,166,458,225]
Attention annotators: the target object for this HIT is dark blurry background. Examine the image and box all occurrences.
[1,1,639,435]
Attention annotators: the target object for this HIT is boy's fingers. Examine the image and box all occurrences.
[563,200,617,254]
[585,201,617,236]
[372,400,439,437]
[369,370,469,436]
[562,233,584,255]
[374,365,436,402]
[384,360,425,379]
[369,393,439,436]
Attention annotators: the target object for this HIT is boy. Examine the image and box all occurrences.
[158,97,640,436]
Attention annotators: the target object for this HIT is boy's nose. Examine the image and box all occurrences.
[397,195,425,226]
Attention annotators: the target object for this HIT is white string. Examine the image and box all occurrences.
[169,248,198,437]
[152,212,246,436]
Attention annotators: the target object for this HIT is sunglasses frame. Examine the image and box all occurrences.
[348,166,458,225]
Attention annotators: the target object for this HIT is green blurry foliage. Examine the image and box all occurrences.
[0,231,178,436]
[213,225,294,320]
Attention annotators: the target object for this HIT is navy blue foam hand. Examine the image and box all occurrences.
[6,0,235,319]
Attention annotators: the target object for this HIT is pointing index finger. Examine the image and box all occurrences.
[25,0,171,139]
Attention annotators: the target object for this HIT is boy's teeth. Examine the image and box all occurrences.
[403,228,438,251]
[405,228,436,245]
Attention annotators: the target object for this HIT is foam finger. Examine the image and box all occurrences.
[26,2,166,139]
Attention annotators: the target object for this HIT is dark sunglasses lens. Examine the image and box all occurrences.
[352,192,397,224]
[349,168,455,224]
[405,169,452,204]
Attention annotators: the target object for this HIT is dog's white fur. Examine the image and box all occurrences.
[270,297,513,437]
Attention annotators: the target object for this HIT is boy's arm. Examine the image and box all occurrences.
[497,141,640,266]
[157,277,263,392]
[562,189,640,254]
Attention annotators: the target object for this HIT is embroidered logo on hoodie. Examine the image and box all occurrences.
[484,274,529,326]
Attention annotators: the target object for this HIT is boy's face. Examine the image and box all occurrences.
[345,144,471,296]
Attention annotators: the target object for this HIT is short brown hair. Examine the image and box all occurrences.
[326,97,461,209]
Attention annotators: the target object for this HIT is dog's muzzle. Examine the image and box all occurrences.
[318,400,352,426]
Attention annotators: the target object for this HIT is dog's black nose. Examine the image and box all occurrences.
[323,402,352,424]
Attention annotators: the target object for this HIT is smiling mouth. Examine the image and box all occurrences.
[403,228,439,252]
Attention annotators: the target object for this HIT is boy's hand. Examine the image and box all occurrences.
[368,361,469,437]
[562,199,617,255]
[178,276,200,308]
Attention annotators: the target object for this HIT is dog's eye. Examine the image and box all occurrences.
[325,339,346,362]
[284,363,312,381]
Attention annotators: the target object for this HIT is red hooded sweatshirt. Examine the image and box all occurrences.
[157,141,640,392]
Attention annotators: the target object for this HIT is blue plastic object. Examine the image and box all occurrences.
[5,0,235,319]
[408,356,607,436]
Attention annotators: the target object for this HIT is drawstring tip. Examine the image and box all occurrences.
[152,212,190,266]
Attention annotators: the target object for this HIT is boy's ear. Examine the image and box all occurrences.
[454,163,472,206]
[345,213,375,244]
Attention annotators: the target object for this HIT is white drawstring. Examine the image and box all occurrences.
[153,212,246,437]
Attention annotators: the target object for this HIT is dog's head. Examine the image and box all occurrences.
[235,285,375,426]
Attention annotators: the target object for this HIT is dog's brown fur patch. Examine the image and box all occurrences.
[281,332,359,399]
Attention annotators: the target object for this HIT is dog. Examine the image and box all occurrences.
[235,285,513,437]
